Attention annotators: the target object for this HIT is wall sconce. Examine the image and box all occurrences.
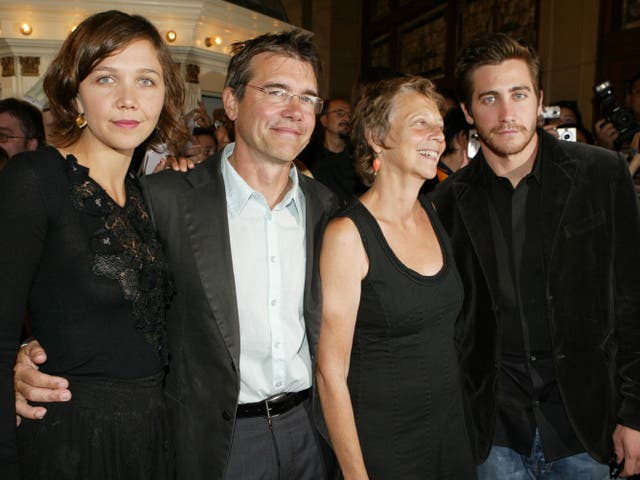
[205,36,222,47]
[166,30,177,43]
[20,23,33,36]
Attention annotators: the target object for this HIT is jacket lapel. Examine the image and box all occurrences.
[452,158,501,308]
[538,132,577,269]
[181,158,241,367]
[299,177,324,357]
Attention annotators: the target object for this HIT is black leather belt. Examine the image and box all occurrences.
[236,389,310,418]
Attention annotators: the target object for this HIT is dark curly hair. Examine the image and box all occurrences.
[351,75,443,186]
[43,10,189,154]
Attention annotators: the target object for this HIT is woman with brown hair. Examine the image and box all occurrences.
[316,76,475,479]
[0,10,188,479]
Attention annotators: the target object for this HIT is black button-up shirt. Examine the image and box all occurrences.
[482,142,583,461]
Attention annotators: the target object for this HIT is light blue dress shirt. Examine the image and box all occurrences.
[221,144,312,404]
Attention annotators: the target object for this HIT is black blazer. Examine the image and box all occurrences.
[430,130,640,464]
[141,152,337,479]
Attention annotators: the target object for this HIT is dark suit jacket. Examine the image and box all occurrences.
[430,130,640,464]
[141,152,337,479]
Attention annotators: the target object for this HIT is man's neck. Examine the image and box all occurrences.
[323,132,346,153]
[228,145,293,209]
[483,132,539,187]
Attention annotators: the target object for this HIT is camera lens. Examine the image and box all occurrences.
[594,81,611,94]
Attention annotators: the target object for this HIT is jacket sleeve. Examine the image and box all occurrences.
[0,157,48,479]
[613,154,640,430]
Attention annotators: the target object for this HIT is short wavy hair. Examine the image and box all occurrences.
[225,30,322,100]
[351,75,443,186]
[43,10,189,154]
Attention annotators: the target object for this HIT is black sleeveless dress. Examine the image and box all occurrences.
[340,197,475,479]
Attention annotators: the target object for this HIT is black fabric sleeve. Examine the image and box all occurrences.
[0,157,48,477]
[613,153,640,430]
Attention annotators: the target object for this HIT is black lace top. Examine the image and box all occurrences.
[0,147,171,472]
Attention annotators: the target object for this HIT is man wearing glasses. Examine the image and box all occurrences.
[302,98,366,205]
[15,30,337,480]
[0,98,45,158]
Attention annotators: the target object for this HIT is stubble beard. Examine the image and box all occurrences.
[477,123,536,158]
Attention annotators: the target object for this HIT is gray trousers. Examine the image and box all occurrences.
[225,400,334,479]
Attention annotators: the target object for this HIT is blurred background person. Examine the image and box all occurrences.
[317,76,474,479]
[300,97,352,170]
[593,71,640,151]
[0,98,46,158]
[303,98,367,206]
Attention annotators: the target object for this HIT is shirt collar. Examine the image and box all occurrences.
[221,142,304,222]
[481,131,543,185]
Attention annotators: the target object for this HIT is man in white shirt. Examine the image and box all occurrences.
[14,30,338,479]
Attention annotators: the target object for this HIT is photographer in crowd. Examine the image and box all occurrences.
[593,72,640,151]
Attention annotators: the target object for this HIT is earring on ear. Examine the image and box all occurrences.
[372,154,381,176]
[75,113,87,129]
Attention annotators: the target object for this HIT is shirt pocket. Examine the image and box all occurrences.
[563,210,605,238]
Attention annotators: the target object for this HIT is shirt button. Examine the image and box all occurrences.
[534,400,540,408]
[271,299,277,306]
[275,381,282,388]
[270,256,276,263]
[530,355,537,362]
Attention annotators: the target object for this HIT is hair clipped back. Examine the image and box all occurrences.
[455,32,541,111]
[43,10,189,154]
[225,29,322,100]
[351,75,443,186]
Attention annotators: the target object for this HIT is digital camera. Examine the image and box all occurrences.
[593,80,640,147]
[542,105,561,120]
[557,127,576,142]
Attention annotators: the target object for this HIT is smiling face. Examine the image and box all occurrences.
[75,39,165,156]
[462,59,542,163]
[223,53,318,166]
[376,89,445,181]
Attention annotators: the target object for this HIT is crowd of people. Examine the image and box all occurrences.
[1,8,640,480]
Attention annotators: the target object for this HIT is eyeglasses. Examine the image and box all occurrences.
[0,133,26,143]
[326,109,351,118]
[246,84,324,114]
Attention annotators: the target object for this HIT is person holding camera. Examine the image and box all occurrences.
[593,72,640,151]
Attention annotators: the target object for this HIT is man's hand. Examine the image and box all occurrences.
[151,154,204,173]
[542,124,559,138]
[14,340,71,422]
[613,424,640,477]
[594,118,620,150]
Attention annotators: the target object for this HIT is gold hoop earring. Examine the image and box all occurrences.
[75,113,87,129]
